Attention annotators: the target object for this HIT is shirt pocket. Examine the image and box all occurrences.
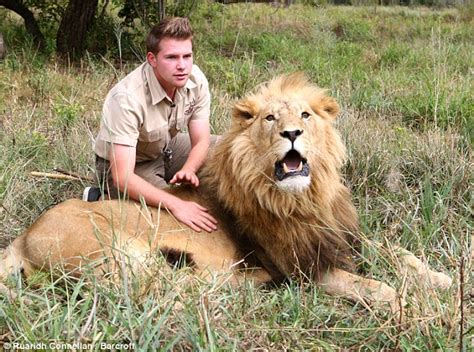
[137,126,169,161]
[176,114,187,133]
[174,102,187,133]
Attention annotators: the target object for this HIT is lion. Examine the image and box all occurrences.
[0,74,451,310]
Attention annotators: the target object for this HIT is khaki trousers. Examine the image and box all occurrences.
[96,133,216,199]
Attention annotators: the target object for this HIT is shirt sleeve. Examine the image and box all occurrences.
[100,92,143,147]
[190,69,211,122]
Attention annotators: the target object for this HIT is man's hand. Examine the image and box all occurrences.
[110,144,216,232]
[169,168,200,187]
[168,198,218,233]
[169,119,210,188]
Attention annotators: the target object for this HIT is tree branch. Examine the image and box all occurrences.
[0,0,45,50]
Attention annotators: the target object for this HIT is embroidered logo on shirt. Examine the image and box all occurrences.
[184,98,196,116]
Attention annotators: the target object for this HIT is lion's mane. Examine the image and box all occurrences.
[200,74,359,281]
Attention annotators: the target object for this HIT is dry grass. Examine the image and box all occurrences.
[0,3,472,350]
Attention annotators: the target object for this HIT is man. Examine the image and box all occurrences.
[84,17,217,233]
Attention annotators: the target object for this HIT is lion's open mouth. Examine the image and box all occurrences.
[275,150,310,181]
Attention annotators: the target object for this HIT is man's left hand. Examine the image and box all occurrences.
[169,169,200,187]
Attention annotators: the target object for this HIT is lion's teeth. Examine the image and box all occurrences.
[282,162,303,173]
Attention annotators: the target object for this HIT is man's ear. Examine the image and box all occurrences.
[146,52,157,67]
[232,96,260,127]
[311,95,340,121]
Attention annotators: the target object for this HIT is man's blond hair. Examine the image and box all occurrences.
[146,17,193,54]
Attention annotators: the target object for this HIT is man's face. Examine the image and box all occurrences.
[147,37,193,97]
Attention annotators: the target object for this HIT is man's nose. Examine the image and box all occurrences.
[176,57,185,69]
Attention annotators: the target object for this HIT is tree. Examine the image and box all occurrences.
[0,0,45,50]
[0,0,99,58]
[119,0,167,28]
[56,0,98,58]
[0,0,181,60]
[158,0,166,21]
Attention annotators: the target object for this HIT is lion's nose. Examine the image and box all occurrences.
[280,129,303,143]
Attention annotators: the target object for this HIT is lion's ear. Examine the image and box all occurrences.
[232,97,260,126]
[321,96,340,119]
[311,95,340,121]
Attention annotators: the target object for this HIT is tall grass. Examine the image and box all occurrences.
[0,3,472,350]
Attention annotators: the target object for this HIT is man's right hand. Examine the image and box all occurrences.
[110,143,218,233]
[168,198,218,233]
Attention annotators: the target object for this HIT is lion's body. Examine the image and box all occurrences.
[4,195,271,284]
[0,74,451,309]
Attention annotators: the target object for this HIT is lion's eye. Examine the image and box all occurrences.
[265,114,275,122]
[301,112,310,119]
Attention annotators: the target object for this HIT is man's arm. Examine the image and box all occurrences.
[109,143,217,232]
[169,119,211,187]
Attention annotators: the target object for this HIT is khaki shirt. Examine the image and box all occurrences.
[94,62,210,162]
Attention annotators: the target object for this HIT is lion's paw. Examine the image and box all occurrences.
[367,282,406,314]
[426,270,452,290]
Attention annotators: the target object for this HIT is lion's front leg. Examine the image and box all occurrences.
[319,268,404,313]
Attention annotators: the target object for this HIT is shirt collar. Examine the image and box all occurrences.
[145,63,197,105]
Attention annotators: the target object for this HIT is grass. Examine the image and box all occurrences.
[0,2,473,350]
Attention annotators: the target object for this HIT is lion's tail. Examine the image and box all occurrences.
[0,238,27,282]
[0,239,31,299]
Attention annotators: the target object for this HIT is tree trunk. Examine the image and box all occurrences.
[158,0,166,22]
[0,33,5,59]
[0,0,45,50]
[56,0,98,59]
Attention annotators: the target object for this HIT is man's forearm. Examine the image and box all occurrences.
[112,168,218,233]
[114,172,179,210]
[180,137,210,173]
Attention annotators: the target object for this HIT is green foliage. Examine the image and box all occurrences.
[0,4,472,350]
[331,16,375,42]
[86,12,124,58]
[15,129,49,160]
[119,0,161,28]
[192,4,473,141]
[27,70,51,100]
[119,0,203,27]
[379,42,408,68]
[53,102,83,129]
[25,0,67,52]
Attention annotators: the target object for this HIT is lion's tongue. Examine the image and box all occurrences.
[282,151,302,172]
